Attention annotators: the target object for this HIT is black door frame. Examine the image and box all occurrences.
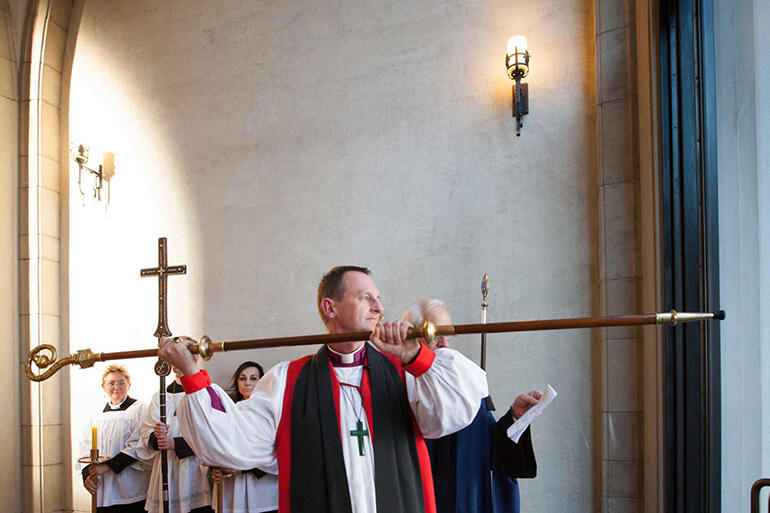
[659,0,721,511]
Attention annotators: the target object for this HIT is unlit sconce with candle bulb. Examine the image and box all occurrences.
[72,144,115,205]
[505,35,530,136]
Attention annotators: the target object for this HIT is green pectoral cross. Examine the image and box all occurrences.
[350,420,369,456]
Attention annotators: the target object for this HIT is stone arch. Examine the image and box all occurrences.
[1,0,21,511]
[17,0,79,511]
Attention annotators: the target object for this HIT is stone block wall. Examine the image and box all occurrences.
[595,0,643,511]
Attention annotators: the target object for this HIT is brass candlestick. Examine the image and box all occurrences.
[78,450,109,513]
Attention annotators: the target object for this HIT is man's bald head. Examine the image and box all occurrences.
[401,298,452,350]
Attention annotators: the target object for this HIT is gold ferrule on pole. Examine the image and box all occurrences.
[421,320,436,343]
[655,310,717,326]
[197,336,213,360]
[195,336,225,360]
[669,311,716,323]
[656,310,678,325]
[419,321,454,342]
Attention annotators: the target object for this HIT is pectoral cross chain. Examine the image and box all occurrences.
[350,420,369,456]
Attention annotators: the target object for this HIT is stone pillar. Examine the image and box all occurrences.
[18,1,73,512]
[0,0,21,510]
[596,0,643,511]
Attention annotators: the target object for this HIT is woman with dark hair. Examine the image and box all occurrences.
[212,361,277,513]
[227,361,265,403]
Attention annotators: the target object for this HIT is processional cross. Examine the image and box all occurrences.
[141,237,186,513]
[140,237,187,339]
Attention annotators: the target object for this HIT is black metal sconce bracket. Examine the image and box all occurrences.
[512,82,529,136]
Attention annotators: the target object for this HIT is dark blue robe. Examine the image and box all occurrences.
[425,397,536,513]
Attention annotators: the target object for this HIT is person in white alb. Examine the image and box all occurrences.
[80,365,150,513]
[137,360,213,513]
[210,361,278,513]
[158,265,488,513]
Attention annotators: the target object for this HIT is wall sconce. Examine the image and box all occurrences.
[72,144,115,203]
[505,35,530,136]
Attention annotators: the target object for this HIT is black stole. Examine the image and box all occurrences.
[290,344,425,513]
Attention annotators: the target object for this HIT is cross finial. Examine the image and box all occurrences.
[140,237,187,338]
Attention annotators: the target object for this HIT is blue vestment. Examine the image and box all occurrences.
[425,397,536,513]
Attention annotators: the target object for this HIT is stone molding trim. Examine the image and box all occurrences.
[594,0,660,511]
[18,1,75,512]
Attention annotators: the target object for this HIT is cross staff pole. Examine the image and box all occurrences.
[25,310,726,380]
[141,237,186,513]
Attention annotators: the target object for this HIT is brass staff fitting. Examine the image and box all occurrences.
[197,335,213,360]
[655,310,725,326]
[25,345,102,382]
[416,320,455,343]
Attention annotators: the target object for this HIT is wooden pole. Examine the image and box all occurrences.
[25,310,726,381]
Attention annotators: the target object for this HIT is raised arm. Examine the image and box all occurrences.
[176,363,287,474]
[405,346,488,439]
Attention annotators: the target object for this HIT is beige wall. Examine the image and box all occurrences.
[0,1,20,511]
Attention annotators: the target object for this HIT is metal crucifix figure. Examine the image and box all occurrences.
[141,237,186,513]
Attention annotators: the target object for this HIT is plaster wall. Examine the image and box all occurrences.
[755,0,770,482]
[68,0,598,511]
[0,1,20,510]
[715,0,770,508]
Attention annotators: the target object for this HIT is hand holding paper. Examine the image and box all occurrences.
[507,384,558,443]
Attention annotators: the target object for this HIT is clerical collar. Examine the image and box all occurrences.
[327,344,366,367]
[103,396,137,412]
[167,381,184,393]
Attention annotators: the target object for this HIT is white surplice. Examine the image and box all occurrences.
[137,387,212,513]
[178,346,487,513]
[78,400,150,507]
[213,469,279,513]
[212,399,279,513]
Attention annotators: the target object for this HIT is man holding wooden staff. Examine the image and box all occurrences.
[159,265,488,513]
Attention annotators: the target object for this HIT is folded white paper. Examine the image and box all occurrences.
[506,384,558,443]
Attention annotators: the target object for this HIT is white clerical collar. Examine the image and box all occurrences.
[327,344,366,367]
[108,398,127,410]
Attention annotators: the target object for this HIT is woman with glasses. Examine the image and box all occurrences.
[79,364,150,513]
[210,361,278,513]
